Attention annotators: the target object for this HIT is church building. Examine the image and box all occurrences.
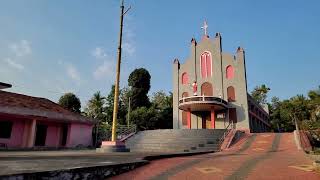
[172,22,270,132]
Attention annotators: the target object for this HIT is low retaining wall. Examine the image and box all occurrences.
[294,130,312,152]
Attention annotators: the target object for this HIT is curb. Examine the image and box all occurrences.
[143,150,215,161]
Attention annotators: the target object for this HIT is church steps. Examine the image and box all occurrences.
[125,129,227,153]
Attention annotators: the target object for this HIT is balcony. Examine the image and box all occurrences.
[179,96,229,111]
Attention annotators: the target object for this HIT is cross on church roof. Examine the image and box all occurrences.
[201,21,208,36]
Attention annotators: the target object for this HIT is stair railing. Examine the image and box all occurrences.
[102,124,137,141]
[218,121,234,148]
[117,124,137,141]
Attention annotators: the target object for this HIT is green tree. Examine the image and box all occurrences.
[105,85,128,125]
[128,68,151,110]
[308,86,320,121]
[269,97,282,132]
[151,91,173,129]
[151,91,172,110]
[84,91,106,121]
[58,93,81,113]
[84,91,107,147]
[251,84,270,104]
[130,106,158,130]
[289,95,310,122]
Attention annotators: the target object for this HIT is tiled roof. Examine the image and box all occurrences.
[0,90,93,124]
[0,82,12,89]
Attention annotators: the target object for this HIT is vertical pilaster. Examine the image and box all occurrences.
[172,59,180,129]
[211,108,215,129]
[27,119,36,148]
[187,109,191,129]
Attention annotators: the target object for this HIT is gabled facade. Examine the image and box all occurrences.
[173,28,270,132]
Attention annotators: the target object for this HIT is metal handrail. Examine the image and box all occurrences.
[179,96,228,106]
[117,124,137,140]
[218,121,234,149]
[102,124,137,141]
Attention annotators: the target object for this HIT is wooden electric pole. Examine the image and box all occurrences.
[111,0,131,142]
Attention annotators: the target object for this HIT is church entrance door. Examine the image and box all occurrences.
[201,112,211,129]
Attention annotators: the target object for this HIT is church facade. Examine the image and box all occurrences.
[172,23,270,132]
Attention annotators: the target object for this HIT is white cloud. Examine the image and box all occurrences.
[93,60,114,80]
[9,40,32,57]
[66,64,81,83]
[123,42,135,56]
[3,58,24,70]
[122,16,136,57]
[58,61,81,84]
[91,47,107,59]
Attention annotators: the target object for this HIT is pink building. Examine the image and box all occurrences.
[0,83,94,149]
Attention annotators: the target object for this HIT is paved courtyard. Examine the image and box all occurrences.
[113,133,320,180]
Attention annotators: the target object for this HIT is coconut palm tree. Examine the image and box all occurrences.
[85,91,106,121]
[84,91,107,147]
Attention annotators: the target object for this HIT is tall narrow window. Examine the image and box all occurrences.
[200,51,212,78]
[226,65,234,79]
[181,72,189,84]
[227,86,236,102]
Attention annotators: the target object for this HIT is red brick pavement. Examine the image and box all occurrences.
[169,133,276,180]
[111,155,205,180]
[246,133,320,180]
[111,133,320,180]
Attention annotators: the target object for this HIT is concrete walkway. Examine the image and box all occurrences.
[113,133,320,180]
[0,150,145,177]
[0,149,213,178]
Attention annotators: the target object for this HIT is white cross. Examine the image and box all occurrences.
[201,21,208,36]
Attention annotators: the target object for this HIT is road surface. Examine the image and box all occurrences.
[112,133,320,180]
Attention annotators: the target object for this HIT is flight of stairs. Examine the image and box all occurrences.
[125,129,227,153]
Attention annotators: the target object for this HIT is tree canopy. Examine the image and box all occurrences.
[251,84,270,104]
[269,86,320,133]
[130,91,173,130]
[83,68,174,141]
[58,93,81,113]
[84,91,106,122]
[128,68,151,110]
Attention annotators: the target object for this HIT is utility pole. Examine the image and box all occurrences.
[127,97,131,127]
[111,0,131,142]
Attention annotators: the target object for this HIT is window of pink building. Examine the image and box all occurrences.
[226,65,234,79]
[200,51,212,78]
[181,72,189,84]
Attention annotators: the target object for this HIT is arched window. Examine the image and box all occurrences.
[182,92,189,98]
[181,72,189,84]
[227,86,236,102]
[200,51,212,78]
[201,82,213,96]
[226,65,234,79]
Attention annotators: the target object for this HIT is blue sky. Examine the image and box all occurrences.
[0,0,319,107]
